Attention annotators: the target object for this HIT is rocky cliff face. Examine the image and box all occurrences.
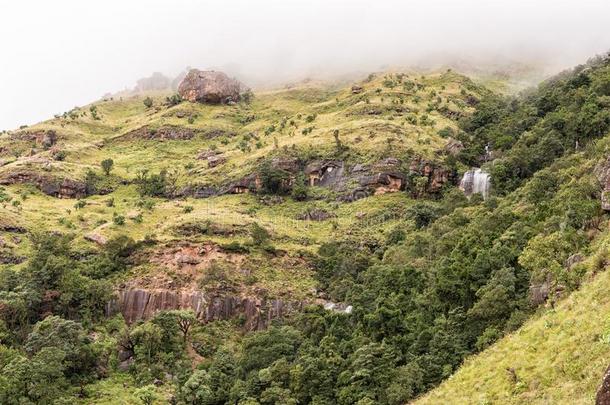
[106,288,304,331]
[181,156,455,201]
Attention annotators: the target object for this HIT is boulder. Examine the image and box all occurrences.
[297,209,336,221]
[444,138,464,156]
[207,155,226,168]
[409,157,457,196]
[178,69,247,104]
[565,253,584,270]
[85,233,108,246]
[271,157,301,173]
[14,130,57,149]
[595,156,610,211]
[359,172,404,194]
[196,149,220,160]
[529,281,550,306]
[351,85,364,94]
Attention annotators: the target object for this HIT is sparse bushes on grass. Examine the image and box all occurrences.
[143,96,153,108]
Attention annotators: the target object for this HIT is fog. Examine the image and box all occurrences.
[1,0,610,130]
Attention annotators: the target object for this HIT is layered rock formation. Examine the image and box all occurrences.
[0,169,87,199]
[178,70,247,104]
[180,156,455,202]
[124,125,195,141]
[106,288,304,331]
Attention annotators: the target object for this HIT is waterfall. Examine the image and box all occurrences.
[459,168,490,199]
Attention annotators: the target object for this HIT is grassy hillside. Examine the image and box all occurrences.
[415,238,610,404]
[1,54,610,404]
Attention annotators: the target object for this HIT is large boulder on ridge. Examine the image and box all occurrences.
[178,69,246,104]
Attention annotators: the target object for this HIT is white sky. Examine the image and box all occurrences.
[1,0,610,130]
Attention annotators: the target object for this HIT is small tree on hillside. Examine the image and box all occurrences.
[250,222,270,247]
[168,310,197,343]
[143,97,153,108]
[101,159,114,176]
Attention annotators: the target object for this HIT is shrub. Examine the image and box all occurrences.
[258,161,290,195]
[250,223,270,247]
[100,158,114,176]
[112,213,125,226]
[143,97,153,108]
[165,94,182,106]
[291,173,308,201]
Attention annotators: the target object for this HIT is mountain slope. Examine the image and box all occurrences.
[1,55,610,404]
[415,241,610,404]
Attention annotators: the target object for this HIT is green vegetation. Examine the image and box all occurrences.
[1,54,610,403]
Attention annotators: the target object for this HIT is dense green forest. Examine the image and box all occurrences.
[1,53,610,404]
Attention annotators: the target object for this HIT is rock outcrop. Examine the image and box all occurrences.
[351,85,363,94]
[106,288,303,331]
[180,156,454,201]
[178,70,247,104]
[134,72,171,92]
[0,169,87,198]
[597,365,610,405]
[297,209,336,221]
[595,157,610,210]
[444,138,464,156]
[124,125,195,141]
[408,157,457,195]
[13,130,57,149]
[305,160,345,187]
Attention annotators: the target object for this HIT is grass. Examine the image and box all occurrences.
[414,233,610,404]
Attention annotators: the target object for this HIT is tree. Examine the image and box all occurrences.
[168,310,197,342]
[250,222,271,247]
[135,384,158,405]
[143,96,153,108]
[181,370,214,404]
[291,173,308,201]
[101,158,114,175]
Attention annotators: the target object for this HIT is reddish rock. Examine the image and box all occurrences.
[178,69,247,104]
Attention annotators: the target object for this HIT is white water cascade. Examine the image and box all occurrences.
[459,168,491,199]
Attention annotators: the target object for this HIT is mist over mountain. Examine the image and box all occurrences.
[2,0,610,130]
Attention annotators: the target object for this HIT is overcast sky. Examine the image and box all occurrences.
[1,0,610,130]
